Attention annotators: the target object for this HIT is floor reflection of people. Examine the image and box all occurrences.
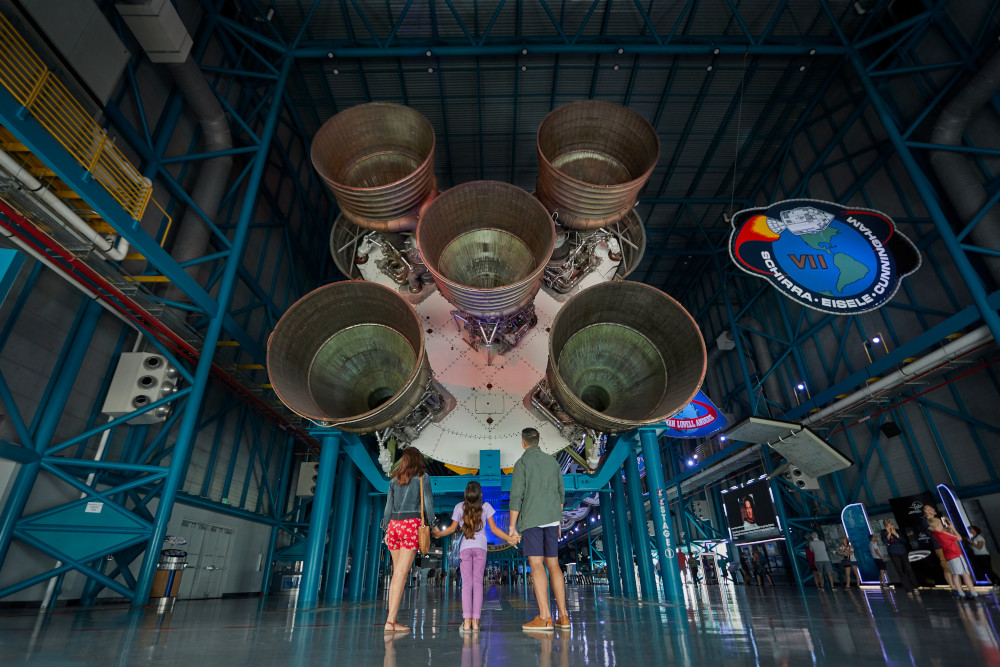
[383,633,398,667]
[522,630,570,667]
[461,631,482,667]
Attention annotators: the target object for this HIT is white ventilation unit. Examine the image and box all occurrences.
[295,462,319,498]
[783,465,820,490]
[101,353,178,424]
[689,499,710,520]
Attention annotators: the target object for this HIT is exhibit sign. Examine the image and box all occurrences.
[729,199,920,315]
[662,390,728,439]
[722,479,781,542]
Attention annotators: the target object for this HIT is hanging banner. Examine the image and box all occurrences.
[662,390,728,439]
[729,199,920,315]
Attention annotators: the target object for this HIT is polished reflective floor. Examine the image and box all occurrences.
[2,584,999,666]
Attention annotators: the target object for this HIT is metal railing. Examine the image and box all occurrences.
[0,13,153,222]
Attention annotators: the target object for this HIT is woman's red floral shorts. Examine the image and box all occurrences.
[385,518,421,551]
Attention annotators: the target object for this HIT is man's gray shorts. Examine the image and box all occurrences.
[815,560,833,576]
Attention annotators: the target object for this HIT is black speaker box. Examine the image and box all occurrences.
[880,421,902,438]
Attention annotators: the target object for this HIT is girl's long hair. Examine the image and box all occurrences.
[461,481,484,539]
[392,447,425,486]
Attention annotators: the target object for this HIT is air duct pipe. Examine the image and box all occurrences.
[546,281,707,433]
[0,148,129,260]
[160,55,233,298]
[929,51,1000,283]
[536,100,659,230]
[802,325,993,426]
[740,317,785,410]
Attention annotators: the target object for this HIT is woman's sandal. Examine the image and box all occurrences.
[384,621,410,634]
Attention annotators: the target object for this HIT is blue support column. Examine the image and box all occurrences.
[261,436,296,594]
[133,57,294,605]
[0,298,101,570]
[611,467,638,597]
[640,429,683,603]
[364,494,383,600]
[346,479,372,601]
[624,451,656,598]
[599,490,622,596]
[323,458,356,603]
[299,435,340,608]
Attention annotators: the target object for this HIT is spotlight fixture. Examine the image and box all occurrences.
[864,331,887,363]
[796,383,805,391]
[720,435,727,442]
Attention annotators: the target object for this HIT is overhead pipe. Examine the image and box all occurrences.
[801,325,993,427]
[0,148,129,260]
[160,56,233,298]
[740,317,785,412]
[929,50,1000,284]
[0,199,315,450]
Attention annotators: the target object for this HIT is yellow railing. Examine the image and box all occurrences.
[0,13,152,221]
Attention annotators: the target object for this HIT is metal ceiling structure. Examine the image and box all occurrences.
[0,0,998,608]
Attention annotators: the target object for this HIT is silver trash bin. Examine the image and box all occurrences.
[151,549,187,610]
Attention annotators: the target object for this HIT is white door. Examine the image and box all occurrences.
[177,519,207,600]
[176,519,235,600]
[205,525,234,598]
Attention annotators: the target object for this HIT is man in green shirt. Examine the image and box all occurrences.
[509,427,568,631]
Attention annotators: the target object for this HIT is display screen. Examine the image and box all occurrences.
[724,479,781,542]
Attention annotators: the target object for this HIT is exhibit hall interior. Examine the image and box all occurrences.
[0,0,999,665]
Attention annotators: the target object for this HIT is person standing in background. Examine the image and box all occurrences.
[870,534,889,588]
[922,505,953,588]
[929,517,977,599]
[882,520,919,596]
[969,526,1000,589]
[838,537,860,588]
[809,532,836,591]
[751,550,775,587]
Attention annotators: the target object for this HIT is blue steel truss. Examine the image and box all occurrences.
[0,0,998,606]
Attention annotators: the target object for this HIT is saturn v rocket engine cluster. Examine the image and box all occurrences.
[267,99,708,472]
